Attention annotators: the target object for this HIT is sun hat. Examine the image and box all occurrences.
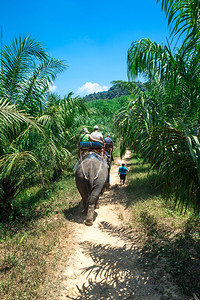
[94,125,99,130]
[83,127,89,133]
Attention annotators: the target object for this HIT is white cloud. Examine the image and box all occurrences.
[48,82,57,92]
[76,82,110,97]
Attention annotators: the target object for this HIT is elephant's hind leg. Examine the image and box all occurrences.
[95,201,99,209]
[81,199,88,215]
[85,204,95,226]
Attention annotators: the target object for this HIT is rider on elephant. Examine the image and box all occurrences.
[105,134,114,161]
[90,125,104,148]
[79,127,102,148]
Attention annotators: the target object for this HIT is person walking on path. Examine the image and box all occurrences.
[118,163,128,185]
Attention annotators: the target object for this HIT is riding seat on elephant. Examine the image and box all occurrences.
[74,152,110,226]
[79,141,103,149]
[78,141,105,158]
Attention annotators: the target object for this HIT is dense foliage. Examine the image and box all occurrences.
[114,0,200,212]
[0,36,88,218]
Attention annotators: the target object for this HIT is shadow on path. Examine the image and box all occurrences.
[63,203,98,225]
[67,221,180,300]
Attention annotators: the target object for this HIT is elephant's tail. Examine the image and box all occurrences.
[87,162,97,195]
[87,174,94,195]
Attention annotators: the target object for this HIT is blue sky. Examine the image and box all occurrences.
[1,0,169,97]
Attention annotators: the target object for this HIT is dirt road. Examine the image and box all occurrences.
[57,151,187,300]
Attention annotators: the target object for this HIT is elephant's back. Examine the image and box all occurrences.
[75,153,108,179]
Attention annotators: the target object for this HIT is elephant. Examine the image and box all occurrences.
[74,152,110,226]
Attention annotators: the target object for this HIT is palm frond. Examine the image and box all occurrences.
[127,39,170,80]
[157,0,200,43]
[1,36,49,101]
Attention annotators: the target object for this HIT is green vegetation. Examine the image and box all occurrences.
[0,172,80,300]
[124,154,200,297]
[114,0,200,212]
[83,96,129,140]
[0,36,88,219]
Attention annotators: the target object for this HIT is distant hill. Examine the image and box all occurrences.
[83,81,146,101]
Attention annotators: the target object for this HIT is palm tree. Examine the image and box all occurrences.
[115,0,200,212]
[0,36,68,217]
[0,98,42,216]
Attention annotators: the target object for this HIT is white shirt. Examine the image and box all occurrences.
[90,131,103,142]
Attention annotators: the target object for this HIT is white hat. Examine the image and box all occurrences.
[83,128,89,133]
[94,125,99,130]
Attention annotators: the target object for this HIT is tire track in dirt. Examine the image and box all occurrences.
[58,151,187,300]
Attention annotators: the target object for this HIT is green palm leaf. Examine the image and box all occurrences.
[0,36,67,115]
[157,0,200,42]
[1,36,49,101]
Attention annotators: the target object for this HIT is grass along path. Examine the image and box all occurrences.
[0,175,80,300]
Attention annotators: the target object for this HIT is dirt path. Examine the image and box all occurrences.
[57,151,187,300]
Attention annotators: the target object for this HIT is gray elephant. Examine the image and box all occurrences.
[74,152,110,226]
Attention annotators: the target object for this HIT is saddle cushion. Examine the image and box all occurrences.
[79,141,102,149]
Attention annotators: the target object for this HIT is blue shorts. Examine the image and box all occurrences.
[79,141,102,149]
[79,142,92,148]
[91,142,103,148]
